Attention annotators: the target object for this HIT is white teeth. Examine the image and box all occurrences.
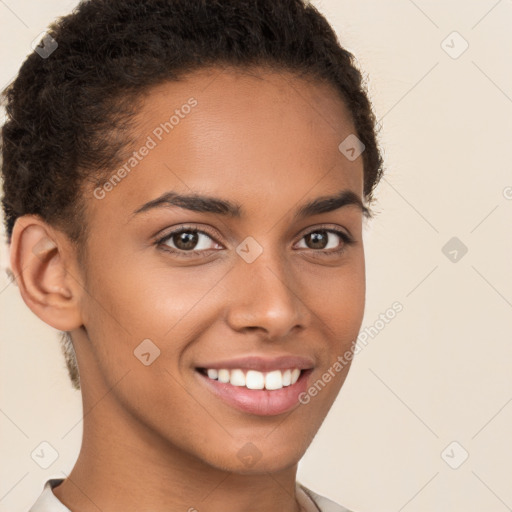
[230,369,246,387]
[291,368,301,385]
[207,369,218,380]
[202,368,304,390]
[264,370,283,390]
[217,369,230,383]
[246,370,265,389]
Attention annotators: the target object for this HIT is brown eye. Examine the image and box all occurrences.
[157,227,222,257]
[171,230,200,251]
[295,227,355,256]
[304,230,330,250]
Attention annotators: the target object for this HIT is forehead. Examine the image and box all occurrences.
[86,66,364,222]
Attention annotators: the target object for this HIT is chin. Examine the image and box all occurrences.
[200,437,309,475]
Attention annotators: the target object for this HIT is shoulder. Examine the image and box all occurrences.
[298,482,357,512]
[28,478,70,512]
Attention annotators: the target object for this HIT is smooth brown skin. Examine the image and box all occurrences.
[10,67,366,512]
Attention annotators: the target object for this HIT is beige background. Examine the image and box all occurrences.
[1,1,511,511]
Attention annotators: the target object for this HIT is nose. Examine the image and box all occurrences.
[224,248,311,340]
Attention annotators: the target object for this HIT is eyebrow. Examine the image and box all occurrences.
[131,189,368,219]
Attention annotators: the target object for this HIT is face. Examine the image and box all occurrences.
[76,66,366,474]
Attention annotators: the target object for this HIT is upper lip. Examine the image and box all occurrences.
[196,355,315,372]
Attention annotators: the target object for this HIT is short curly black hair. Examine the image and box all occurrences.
[1,0,385,390]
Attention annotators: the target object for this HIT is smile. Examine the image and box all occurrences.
[195,366,313,416]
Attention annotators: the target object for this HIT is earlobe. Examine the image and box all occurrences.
[9,215,84,331]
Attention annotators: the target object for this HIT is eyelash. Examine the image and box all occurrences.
[155,224,356,259]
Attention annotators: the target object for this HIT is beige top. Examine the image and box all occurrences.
[28,478,354,512]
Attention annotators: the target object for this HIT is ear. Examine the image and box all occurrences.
[9,214,84,332]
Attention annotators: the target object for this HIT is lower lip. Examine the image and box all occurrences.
[195,369,312,416]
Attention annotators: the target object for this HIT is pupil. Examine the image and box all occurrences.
[307,231,327,249]
[175,231,198,250]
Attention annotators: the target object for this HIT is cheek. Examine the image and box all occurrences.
[84,246,195,332]
[80,249,224,376]
[299,255,365,335]
[327,275,365,337]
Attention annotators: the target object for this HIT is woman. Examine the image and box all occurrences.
[1,0,384,510]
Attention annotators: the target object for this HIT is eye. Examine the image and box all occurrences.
[156,226,222,258]
[155,224,355,259]
[295,227,355,255]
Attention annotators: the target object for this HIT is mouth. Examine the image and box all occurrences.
[195,366,313,416]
